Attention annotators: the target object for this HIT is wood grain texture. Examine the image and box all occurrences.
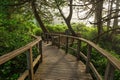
[46,33,120,71]
[34,44,93,80]
[0,37,41,65]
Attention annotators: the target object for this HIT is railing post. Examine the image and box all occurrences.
[86,45,92,73]
[66,36,69,53]
[39,40,42,62]
[51,36,54,45]
[27,48,34,80]
[104,62,115,80]
[58,35,60,48]
[46,34,49,44]
[77,39,81,61]
[45,33,47,42]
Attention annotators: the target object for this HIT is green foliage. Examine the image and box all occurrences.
[0,24,40,80]
[115,70,120,80]
[0,6,41,79]
[0,29,31,55]
[91,49,107,76]
[0,0,67,79]
[67,23,120,79]
[71,23,97,40]
[33,27,42,36]
[112,34,120,54]
[46,24,67,32]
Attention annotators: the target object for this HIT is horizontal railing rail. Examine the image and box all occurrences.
[45,33,120,80]
[0,35,42,80]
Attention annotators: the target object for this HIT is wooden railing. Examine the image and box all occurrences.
[45,33,120,80]
[0,35,42,80]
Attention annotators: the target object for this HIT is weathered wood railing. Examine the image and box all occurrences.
[45,33,120,80]
[0,36,42,80]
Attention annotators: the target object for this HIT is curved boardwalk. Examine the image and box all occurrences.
[34,43,93,80]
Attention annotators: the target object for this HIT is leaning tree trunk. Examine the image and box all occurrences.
[65,18,76,36]
[31,0,48,33]
[55,0,77,36]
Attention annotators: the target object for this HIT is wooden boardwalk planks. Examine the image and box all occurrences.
[34,44,93,80]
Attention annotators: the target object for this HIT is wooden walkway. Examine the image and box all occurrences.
[1,34,120,80]
[34,43,93,80]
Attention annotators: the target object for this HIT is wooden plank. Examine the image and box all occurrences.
[46,33,120,71]
[104,62,115,80]
[34,45,93,80]
[33,55,40,67]
[65,47,87,62]
[80,52,87,61]
[45,33,120,80]
[0,37,41,65]
[18,70,29,80]
[65,36,69,53]
[39,40,42,62]
[28,48,34,80]
[79,37,120,71]
[58,35,61,48]
[77,40,81,60]
[18,55,41,80]
[0,35,41,80]
[89,62,102,80]
[86,45,92,73]
[67,46,101,80]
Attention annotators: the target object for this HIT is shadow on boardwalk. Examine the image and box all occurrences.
[34,43,93,80]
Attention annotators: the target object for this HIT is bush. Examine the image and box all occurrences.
[33,27,42,36]
[46,24,67,32]
[71,23,97,40]
[0,21,40,79]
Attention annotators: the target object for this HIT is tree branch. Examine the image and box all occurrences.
[92,28,120,41]
[67,0,73,21]
[30,0,48,33]
[77,5,95,20]
[54,0,66,21]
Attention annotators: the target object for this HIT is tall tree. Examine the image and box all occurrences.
[1,0,49,33]
[113,0,120,28]
[69,0,104,40]
[94,0,104,42]
[30,0,48,33]
[55,0,76,36]
[107,0,114,30]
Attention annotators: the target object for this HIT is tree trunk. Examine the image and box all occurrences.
[31,0,48,33]
[107,0,114,30]
[113,0,119,28]
[95,0,104,42]
[55,0,77,36]
[65,20,76,36]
